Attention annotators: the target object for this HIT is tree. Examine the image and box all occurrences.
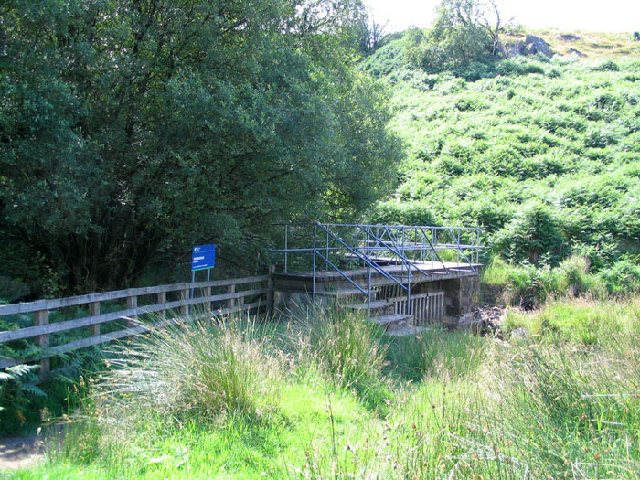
[0,0,402,294]
[404,0,511,71]
[356,16,387,55]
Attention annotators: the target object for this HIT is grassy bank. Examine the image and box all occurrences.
[5,298,640,479]
[362,35,640,298]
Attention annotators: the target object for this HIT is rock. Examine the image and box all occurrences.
[510,327,529,339]
[558,34,581,42]
[504,40,525,57]
[524,34,553,57]
[475,304,507,336]
[568,48,585,58]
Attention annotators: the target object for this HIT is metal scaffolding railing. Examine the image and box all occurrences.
[271,222,484,317]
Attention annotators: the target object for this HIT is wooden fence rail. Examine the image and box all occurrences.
[0,274,272,371]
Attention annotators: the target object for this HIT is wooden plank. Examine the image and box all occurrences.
[179,289,189,315]
[0,276,269,316]
[267,265,275,314]
[157,292,166,319]
[203,287,211,312]
[0,288,268,344]
[0,301,264,369]
[0,306,147,343]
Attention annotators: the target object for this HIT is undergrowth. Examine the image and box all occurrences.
[6,299,640,479]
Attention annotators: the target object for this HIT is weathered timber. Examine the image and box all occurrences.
[0,300,264,369]
[0,288,267,344]
[0,275,269,369]
[0,275,268,316]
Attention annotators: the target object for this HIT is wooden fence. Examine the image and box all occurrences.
[0,274,272,372]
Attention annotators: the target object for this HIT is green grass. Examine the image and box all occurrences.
[3,299,640,478]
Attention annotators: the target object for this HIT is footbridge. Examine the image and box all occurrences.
[271,223,485,334]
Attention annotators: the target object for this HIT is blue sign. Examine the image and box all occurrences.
[191,244,216,272]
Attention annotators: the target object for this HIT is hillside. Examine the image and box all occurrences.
[362,32,640,296]
[505,29,640,59]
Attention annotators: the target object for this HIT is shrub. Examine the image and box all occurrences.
[548,68,561,79]
[0,365,45,435]
[496,58,545,76]
[592,59,620,72]
[483,256,606,307]
[368,200,438,226]
[492,201,566,266]
[598,258,640,293]
[454,95,488,111]
[556,255,601,296]
[453,61,495,81]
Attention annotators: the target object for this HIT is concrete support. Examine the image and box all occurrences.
[441,276,480,316]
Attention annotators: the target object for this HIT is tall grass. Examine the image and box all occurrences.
[46,314,284,468]
[287,304,390,408]
[23,298,640,479]
[100,315,282,420]
[476,339,640,478]
[300,309,640,479]
[504,296,640,344]
[386,327,486,382]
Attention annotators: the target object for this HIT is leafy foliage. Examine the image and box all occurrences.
[0,0,401,294]
[0,364,45,433]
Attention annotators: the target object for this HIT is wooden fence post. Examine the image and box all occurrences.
[157,292,166,319]
[34,310,50,373]
[204,286,211,312]
[227,284,235,310]
[180,289,189,315]
[90,302,101,337]
[126,296,137,326]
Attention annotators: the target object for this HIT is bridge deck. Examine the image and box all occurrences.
[274,261,483,291]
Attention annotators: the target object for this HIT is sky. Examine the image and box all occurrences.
[362,0,640,33]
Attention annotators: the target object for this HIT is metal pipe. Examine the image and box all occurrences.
[312,224,317,299]
[367,263,371,319]
[284,224,289,273]
[325,228,329,271]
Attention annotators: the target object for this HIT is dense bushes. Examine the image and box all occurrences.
[0,0,402,295]
[363,38,640,291]
[492,201,567,265]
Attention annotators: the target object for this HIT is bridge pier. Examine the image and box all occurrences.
[439,276,480,317]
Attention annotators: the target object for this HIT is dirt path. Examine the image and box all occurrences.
[0,435,44,471]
